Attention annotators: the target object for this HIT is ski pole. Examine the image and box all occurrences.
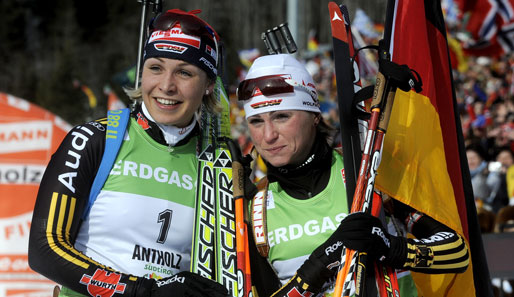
[332,66,393,297]
[353,86,400,297]
[334,43,422,297]
[135,0,150,89]
[226,138,253,297]
[134,0,163,89]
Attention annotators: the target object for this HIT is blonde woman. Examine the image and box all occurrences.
[29,9,228,297]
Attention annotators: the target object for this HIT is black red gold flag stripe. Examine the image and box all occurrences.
[375,0,493,296]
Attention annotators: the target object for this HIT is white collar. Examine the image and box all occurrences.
[141,102,196,146]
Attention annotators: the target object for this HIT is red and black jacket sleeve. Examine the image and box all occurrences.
[28,118,145,296]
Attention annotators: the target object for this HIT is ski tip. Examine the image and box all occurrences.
[328,1,342,21]
[340,5,350,24]
[328,2,348,43]
[328,2,345,25]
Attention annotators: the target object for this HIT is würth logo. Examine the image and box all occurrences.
[80,269,126,297]
[136,112,150,130]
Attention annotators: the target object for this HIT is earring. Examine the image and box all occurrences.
[205,90,210,95]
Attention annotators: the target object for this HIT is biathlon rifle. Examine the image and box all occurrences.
[261,22,297,54]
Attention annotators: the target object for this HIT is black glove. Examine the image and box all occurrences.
[337,212,407,267]
[272,213,409,297]
[135,271,229,297]
[336,212,391,260]
[271,223,348,296]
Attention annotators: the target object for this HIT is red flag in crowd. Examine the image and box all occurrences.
[456,0,514,57]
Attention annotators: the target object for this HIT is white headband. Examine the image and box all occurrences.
[241,54,320,118]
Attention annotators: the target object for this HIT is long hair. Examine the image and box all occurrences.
[317,116,337,146]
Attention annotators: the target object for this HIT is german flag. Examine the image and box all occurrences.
[375,0,493,296]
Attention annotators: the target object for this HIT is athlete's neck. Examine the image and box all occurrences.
[141,102,196,146]
[267,133,332,199]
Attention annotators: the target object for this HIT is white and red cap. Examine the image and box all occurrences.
[242,54,319,118]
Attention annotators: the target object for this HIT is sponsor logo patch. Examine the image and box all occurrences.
[250,99,282,109]
[0,163,45,184]
[136,112,150,130]
[199,57,217,75]
[205,45,217,61]
[149,29,201,48]
[80,269,126,297]
[253,191,266,245]
[154,43,188,54]
[0,121,53,154]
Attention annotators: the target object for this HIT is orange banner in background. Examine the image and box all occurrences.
[0,92,71,296]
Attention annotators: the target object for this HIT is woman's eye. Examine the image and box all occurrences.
[178,70,193,77]
[248,118,263,125]
[274,113,290,120]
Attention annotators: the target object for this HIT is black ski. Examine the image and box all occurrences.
[328,2,363,212]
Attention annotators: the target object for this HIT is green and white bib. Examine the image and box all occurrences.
[265,150,348,288]
[74,118,198,280]
[261,150,417,296]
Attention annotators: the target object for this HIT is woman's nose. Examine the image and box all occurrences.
[263,122,278,142]
[160,72,177,93]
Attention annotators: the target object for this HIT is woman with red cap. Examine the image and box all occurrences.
[29,9,228,297]
[238,54,470,297]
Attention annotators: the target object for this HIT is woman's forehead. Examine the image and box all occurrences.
[146,57,199,68]
[247,110,314,119]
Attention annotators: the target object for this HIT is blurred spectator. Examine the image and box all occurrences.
[467,144,504,212]
[496,205,514,233]
[493,147,514,205]
[477,206,496,233]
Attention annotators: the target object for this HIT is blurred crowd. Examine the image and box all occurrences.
[457,56,514,213]
[459,54,514,297]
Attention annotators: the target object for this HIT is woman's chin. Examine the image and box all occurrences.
[267,158,290,168]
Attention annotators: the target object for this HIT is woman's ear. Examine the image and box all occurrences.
[205,81,215,96]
